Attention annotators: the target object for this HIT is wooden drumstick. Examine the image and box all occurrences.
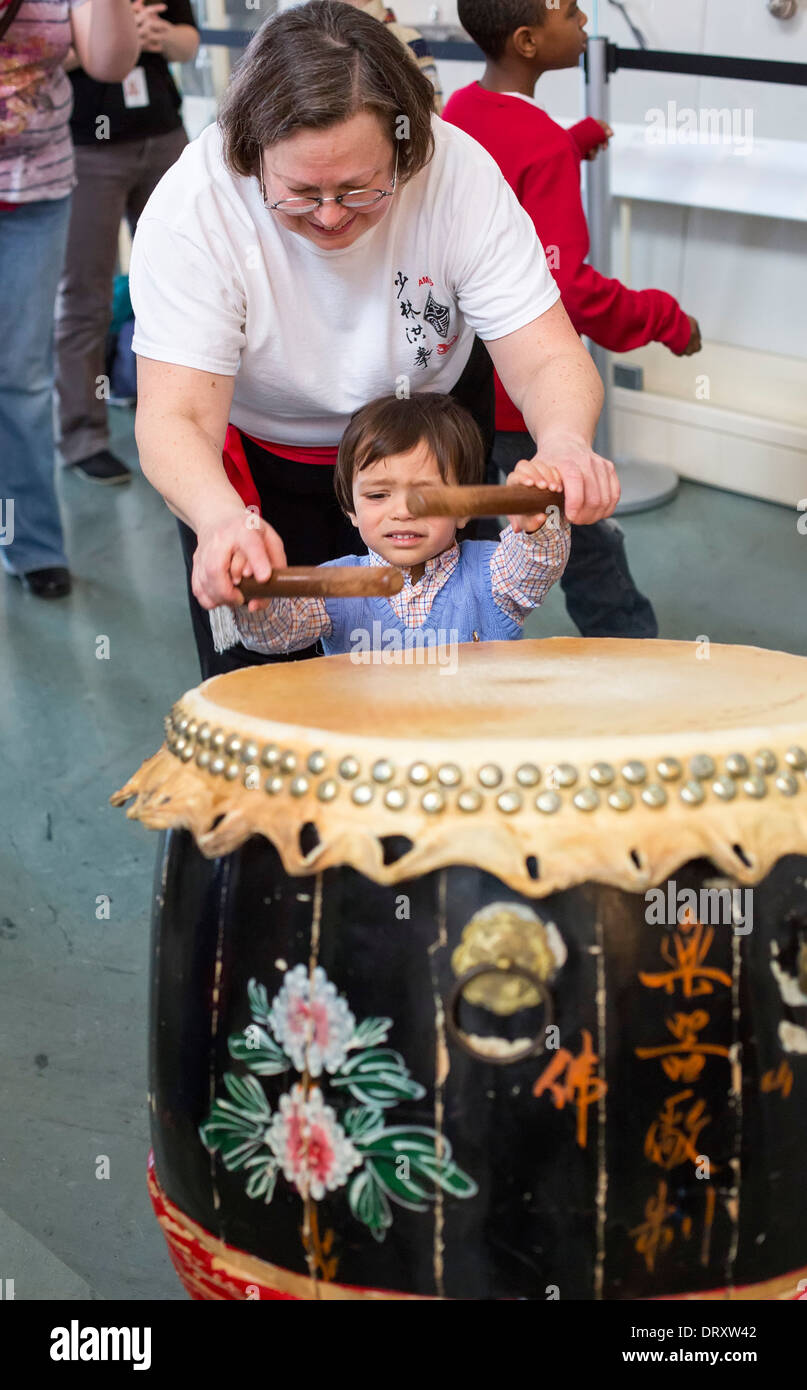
[238,566,404,600]
[407,484,564,519]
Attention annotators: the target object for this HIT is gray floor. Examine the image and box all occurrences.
[1,408,804,1300]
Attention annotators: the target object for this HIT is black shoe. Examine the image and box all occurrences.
[21,567,72,598]
[71,450,132,485]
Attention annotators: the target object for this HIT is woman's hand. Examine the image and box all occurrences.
[132,0,170,53]
[191,510,288,611]
[532,435,620,526]
[488,304,617,524]
[130,0,198,60]
[506,458,564,535]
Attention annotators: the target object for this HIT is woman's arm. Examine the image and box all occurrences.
[71,0,139,82]
[486,300,620,525]
[157,22,198,62]
[135,358,286,609]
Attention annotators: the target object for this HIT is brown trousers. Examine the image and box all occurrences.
[54,126,187,466]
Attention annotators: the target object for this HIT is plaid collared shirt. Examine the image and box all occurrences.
[234,522,570,654]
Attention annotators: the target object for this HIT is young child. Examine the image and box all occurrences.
[444,1,702,642]
[230,392,570,657]
[444,0,702,412]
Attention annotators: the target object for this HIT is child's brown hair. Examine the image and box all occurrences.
[335,393,485,514]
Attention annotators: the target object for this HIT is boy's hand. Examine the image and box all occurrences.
[679,315,702,357]
[506,459,564,535]
[585,121,614,159]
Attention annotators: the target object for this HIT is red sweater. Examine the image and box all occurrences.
[443,83,692,433]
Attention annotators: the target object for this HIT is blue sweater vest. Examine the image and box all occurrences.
[321,544,522,656]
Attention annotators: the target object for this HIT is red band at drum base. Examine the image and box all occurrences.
[147,1155,807,1303]
[147,1153,430,1301]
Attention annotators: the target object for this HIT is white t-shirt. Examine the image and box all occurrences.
[129,115,560,446]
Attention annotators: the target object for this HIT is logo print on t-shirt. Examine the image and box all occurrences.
[394,271,453,369]
[422,290,450,339]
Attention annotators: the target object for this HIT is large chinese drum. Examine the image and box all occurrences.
[113,639,807,1300]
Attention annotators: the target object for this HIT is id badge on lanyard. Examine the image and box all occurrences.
[122,66,150,109]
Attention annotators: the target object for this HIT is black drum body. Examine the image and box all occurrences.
[150,828,807,1301]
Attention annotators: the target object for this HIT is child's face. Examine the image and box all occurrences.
[348,442,466,577]
[527,1,589,71]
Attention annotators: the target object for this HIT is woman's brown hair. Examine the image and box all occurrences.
[334,394,485,514]
[219,1,436,183]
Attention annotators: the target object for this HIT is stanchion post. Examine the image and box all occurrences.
[583,36,613,459]
[582,38,680,514]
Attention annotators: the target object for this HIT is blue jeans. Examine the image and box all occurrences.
[0,195,71,574]
[491,431,659,639]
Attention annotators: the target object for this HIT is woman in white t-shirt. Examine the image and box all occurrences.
[131,0,618,676]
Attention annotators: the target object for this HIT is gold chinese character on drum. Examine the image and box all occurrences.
[113,637,807,1301]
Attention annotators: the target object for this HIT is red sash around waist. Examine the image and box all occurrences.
[223,426,339,515]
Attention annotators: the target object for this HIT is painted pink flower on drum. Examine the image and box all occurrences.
[269,965,356,1076]
[201,969,477,1243]
[267,1084,361,1201]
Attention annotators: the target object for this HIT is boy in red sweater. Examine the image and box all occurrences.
[444,0,702,639]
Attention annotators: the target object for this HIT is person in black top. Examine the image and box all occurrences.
[55,0,198,484]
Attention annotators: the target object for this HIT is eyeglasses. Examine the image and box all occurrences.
[261,146,399,216]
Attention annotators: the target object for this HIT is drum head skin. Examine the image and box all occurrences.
[113,639,807,898]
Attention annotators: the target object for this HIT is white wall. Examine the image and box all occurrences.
[397,0,807,420]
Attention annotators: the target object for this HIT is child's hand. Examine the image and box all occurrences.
[507,459,564,535]
[585,121,613,159]
[678,315,702,357]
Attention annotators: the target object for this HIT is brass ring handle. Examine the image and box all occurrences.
[446,963,554,1067]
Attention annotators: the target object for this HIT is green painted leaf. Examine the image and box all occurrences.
[358,1127,479,1202]
[229,1025,290,1076]
[247,977,273,1027]
[331,1048,426,1108]
[364,1157,431,1211]
[336,1075,425,1107]
[358,1127,442,1159]
[343,1105,385,1140]
[199,1116,263,1170]
[200,1073,273,1162]
[199,1080,271,1170]
[221,1072,273,1121]
[350,1017,392,1050]
[348,1167,392,1243]
[244,1156,279,1204]
[414,1154,479,1199]
[337,1047,407,1078]
[217,1134,266,1172]
[199,1102,260,1141]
